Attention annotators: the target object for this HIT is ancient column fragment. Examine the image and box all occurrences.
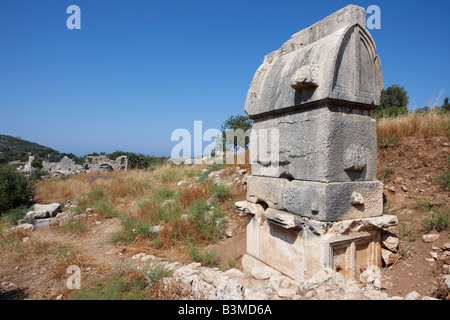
[242,5,397,282]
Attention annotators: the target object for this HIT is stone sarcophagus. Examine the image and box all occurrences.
[241,5,398,281]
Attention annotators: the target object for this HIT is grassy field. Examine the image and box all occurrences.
[376,108,450,144]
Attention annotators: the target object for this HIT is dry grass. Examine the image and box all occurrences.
[177,182,211,209]
[376,109,450,141]
[34,164,208,205]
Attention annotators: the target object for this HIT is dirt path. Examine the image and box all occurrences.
[0,218,126,299]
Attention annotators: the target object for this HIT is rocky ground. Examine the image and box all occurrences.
[0,137,449,300]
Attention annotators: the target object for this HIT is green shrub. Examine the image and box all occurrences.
[92,198,117,218]
[416,200,449,232]
[209,184,231,201]
[110,216,153,244]
[197,164,224,183]
[186,243,218,268]
[378,134,400,148]
[188,199,225,242]
[159,169,181,183]
[0,165,33,214]
[144,262,172,286]
[64,220,85,232]
[372,106,409,119]
[435,170,450,190]
[73,271,149,300]
[153,187,177,202]
[378,165,396,181]
[422,210,449,232]
[0,206,30,226]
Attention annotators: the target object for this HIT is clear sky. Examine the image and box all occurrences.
[0,0,449,157]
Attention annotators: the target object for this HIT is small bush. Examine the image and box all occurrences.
[188,199,225,242]
[422,210,449,233]
[378,165,396,181]
[64,219,85,232]
[144,262,172,286]
[177,183,211,208]
[186,243,218,268]
[76,188,117,218]
[0,206,30,226]
[416,200,449,232]
[73,271,149,300]
[110,216,153,244]
[372,106,408,119]
[435,170,450,190]
[378,134,399,148]
[153,187,177,202]
[159,169,181,183]
[92,198,117,218]
[0,165,33,214]
[209,184,231,201]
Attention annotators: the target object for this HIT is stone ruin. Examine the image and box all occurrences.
[18,155,130,176]
[42,156,84,175]
[241,5,398,282]
[84,155,130,172]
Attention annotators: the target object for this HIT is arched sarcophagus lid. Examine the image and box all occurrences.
[245,5,383,119]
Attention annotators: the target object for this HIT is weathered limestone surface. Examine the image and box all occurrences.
[245,177,383,222]
[283,180,383,221]
[241,200,397,281]
[245,4,382,118]
[250,106,377,181]
[42,156,83,175]
[243,5,386,282]
[246,176,289,209]
[41,155,130,176]
[84,155,130,172]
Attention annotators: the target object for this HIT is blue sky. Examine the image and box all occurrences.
[0,0,449,157]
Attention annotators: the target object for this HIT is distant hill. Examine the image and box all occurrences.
[0,134,63,163]
[0,134,168,168]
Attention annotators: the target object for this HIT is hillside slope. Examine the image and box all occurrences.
[0,134,61,163]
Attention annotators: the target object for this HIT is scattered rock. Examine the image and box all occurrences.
[442,275,450,290]
[251,266,276,280]
[25,203,62,220]
[387,186,395,193]
[429,251,438,260]
[422,234,440,243]
[177,180,188,186]
[10,223,35,233]
[149,225,165,235]
[224,219,237,238]
[438,251,450,264]
[381,231,399,253]
[131,253,147,260]
[359,265,382,290]
[163,199,176,207]
[141,254,157,262]
[277,288,296,298]
[404,291,422,300]
[382,249,400,266]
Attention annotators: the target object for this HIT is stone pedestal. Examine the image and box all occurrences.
[243,5,397,281]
